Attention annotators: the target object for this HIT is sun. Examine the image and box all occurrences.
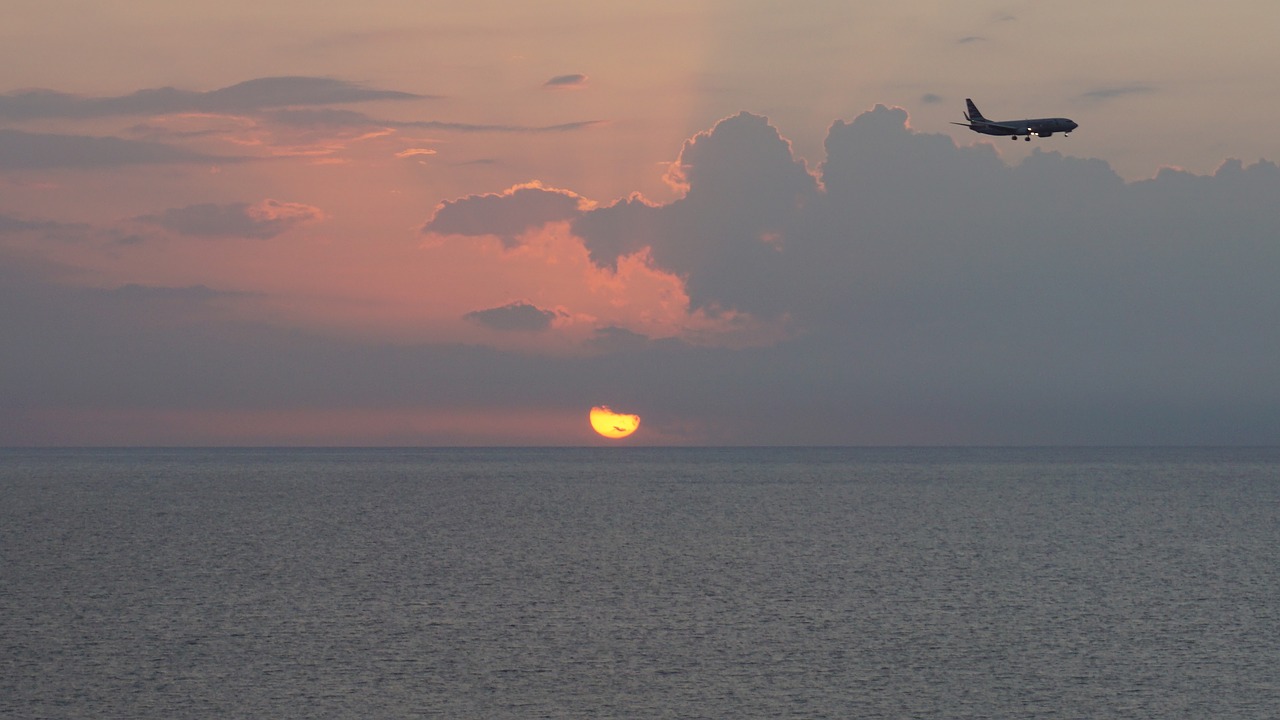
[589,405,641,439]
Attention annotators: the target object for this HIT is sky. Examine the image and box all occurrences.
[3,1,1280,446]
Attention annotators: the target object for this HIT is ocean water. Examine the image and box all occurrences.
[2,447,1278,719]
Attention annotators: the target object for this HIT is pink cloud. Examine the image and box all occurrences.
[422,182,595,246]
[136,199,323,239]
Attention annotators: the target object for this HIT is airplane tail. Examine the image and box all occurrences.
[964,98,985,122]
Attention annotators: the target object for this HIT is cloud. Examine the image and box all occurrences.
[565,106,1280,442]
[1079,84,1157,101]
[577,111,819,314]
[585,325,652,352]
[395,148,437,159]
[0,212,97,243]
[0,213,58,233]
[7,105,1280,445]
[136,199,324,239]
[105,283,232,302]
[423,182,593,246]
[544,74,589,89]
[0,128,243,169]
[0,77,426,121]
[267,107,604,133]
[465,301,562,332]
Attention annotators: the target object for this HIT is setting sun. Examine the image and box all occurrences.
[589,405,641,439]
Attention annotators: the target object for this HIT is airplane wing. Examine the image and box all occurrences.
[951,119,1018,130]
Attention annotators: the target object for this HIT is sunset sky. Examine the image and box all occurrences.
[4,1,1280,445]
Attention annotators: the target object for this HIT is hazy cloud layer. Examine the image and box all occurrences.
[1079,84,1158,101]
[269,107,603,133]
[106,283,234,303]
[0,213,58,233]
[136,200,324,239]
[0,212,97,243]
[0,128,241,169]
[0,77,425,121]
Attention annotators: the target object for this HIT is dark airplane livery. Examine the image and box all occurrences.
[952,99,1077,141]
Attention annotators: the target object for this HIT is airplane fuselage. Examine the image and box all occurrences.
[968,116,1078,138]
[952,99,1077,141]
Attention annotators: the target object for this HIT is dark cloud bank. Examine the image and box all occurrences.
[6,106,1280,444]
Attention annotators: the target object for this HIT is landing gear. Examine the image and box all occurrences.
[1024,136,1031,141]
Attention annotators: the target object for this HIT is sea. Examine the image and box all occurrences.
[2,447,1278,719]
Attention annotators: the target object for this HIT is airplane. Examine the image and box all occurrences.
[951,99,1077,141]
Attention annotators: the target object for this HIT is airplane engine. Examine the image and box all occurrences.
[1037,132,1054,137]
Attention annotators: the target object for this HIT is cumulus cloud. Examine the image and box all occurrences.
[465,301,562,332]
[562,106,1280,442]
[577,111,819,314]
[412,106,1280,435]
[0,77,426,121]
[136,199,324,239]
[423,182,593,246]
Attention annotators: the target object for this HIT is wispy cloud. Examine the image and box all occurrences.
[543,74,589,90]
[135,199,323,239]
[0,213,59,233]
[0,212,97,243]
[0,77,428,121]
[103,283,241,303]
[268,107,604,134]
[395,148,437,160]
[1079,84,1157,101]
[0,128,246,169]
